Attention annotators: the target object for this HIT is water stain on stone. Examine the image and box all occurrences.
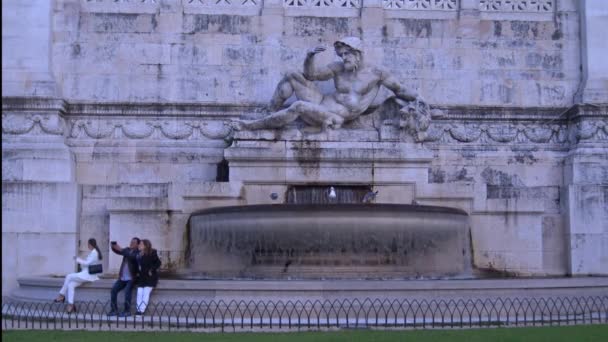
[551,29,563,40]
[189,15,251,34]
[510,21,539,39]
[481,167,524,187]
[292,17,354,37]
[448,168,474,183]
[429,167,446,183]
[151,14,158,31]
[400,19,432,38]
[71,43,81,57]
[493,21,502,37]
[542,54,563,70]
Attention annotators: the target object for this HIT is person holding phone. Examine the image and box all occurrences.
[108,237,140,317]
[54,238,103,313]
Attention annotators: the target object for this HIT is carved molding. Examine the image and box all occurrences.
[187,0,260,6]
[1,98,67,113]
[479,0,554,12]
[67,102,251,118]
[83,0,159,5]
[68,118,232,141]
[3,98,606,146]
[422,122,569,144]
[284,0,360,8]
[2,113,66,136]
[572,120,608,144]
[383,0,458,10]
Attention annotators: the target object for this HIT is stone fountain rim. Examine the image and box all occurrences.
[190,203,469,217]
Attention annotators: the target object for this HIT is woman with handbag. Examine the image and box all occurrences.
[54,238,103,313]
[135,239,161,315]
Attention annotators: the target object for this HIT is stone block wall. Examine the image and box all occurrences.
[3,1,608,296]
[43,0,581,106]
[427,146,567,276]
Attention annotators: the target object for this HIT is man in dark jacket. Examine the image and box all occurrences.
[108,237,140,317]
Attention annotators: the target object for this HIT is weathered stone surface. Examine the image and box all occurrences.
[3,1,588,106]
[1,183,79,295]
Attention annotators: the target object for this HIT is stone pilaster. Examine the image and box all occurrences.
[578,1,608,104]
[2,0,57,97]
[2,97,78,295]
[562,104,608,275]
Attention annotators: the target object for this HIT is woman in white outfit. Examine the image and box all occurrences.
[54,238,103,313]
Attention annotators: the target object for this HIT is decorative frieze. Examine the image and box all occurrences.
[422,122,569,144]
[284,0,360,8]
[479,0,554,12]
[85,0,157,2]
[383,0,458,10]
[572,120,608,144]
[2,113,66,136]
[3,98,606,146]
[183,0,262,15]
[68,118,232,141]
[187,0,259,6]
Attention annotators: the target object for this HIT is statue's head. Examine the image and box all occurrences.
[334,37,363,71]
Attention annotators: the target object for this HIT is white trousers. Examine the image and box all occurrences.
[59,273,89,304]
[136,286,154,313]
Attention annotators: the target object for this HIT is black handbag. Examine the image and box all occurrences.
[88,264,103,274]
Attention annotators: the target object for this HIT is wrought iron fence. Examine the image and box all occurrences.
[3,296,607,332]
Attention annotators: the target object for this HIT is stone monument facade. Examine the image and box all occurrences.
[2,0,607,295]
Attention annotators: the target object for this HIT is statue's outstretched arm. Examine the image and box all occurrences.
[303,47,336,81]
[379,69,422,102]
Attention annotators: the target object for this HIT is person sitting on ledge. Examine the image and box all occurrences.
[54,238,103,313]
[135,239,162,316]
[232,36,427,132]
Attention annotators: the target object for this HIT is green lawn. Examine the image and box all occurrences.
[3,325,608,342]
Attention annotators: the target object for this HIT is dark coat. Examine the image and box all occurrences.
[112,247,139,280]
[136,250,161,287]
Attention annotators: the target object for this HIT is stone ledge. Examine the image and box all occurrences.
[226,141,434,163]
[106,197,169,213]
[1,97,572,120]
[18,275,608,291]
[11,276,608,303]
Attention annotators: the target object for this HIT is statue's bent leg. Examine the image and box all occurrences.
[235,103,302,130]
[270,72,323,111]
[235,100,343,131]
[294,102,345,130]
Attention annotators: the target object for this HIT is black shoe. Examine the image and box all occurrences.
[135,311,143,316]
[107,311,118,316]
[118,311,131,317]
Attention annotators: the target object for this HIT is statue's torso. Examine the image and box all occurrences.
[329,67,381,118]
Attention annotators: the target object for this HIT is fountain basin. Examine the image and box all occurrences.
[188,204,471,280]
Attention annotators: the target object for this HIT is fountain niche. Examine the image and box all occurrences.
[187,186,472,280]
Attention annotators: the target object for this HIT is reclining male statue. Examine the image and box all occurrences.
[233,37,430,132]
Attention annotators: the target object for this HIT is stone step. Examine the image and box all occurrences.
[12,276,608,303]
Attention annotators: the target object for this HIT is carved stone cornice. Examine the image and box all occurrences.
[420,105,607,146]
[433,105,568,122]
[2,97,68,137]
[564,104,608,145]
[2,97,67,113]
[66,102,252,119]
[2,98,606,146]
